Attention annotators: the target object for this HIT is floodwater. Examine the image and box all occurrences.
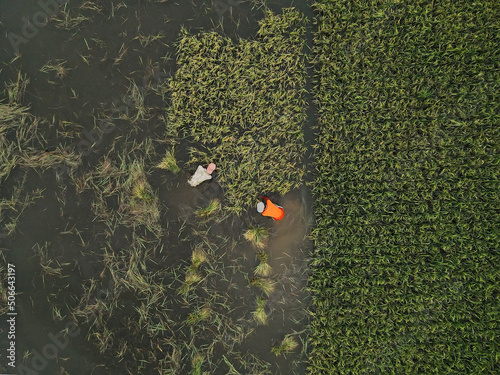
[0,0,316,374]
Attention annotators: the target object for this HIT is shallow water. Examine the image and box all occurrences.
[1,0,315,373]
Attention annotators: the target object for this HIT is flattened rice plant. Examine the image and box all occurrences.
[191,245,208,268]
[167,8,308,213]
[0,103,81,184]
[195,198,221,218]
[271,335,298,356]
[254,251,272,277]
[252,297,268,325]
[250,277,275,297]
[243,226,268,249]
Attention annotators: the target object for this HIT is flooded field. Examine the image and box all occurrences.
[4,0,498,374]
[1,0,315,374]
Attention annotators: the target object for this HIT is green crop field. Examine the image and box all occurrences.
[309,0,500,373]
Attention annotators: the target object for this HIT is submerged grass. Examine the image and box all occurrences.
[40,59,71,80]
[186,306,212,325]
[5,6,311,374]
[124,160,161,233]
[77,154,162,235]
[0,103,80,184]
[167,8,307,213]
[5,71,29,104]
[309,0,500,373]
[0,176,44,237]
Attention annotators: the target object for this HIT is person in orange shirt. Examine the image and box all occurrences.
[257,196,284,221]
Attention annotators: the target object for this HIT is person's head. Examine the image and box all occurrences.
[257,201,265,213]
[207,163,216,174]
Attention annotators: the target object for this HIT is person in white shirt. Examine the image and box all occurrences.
[188,163,216,187]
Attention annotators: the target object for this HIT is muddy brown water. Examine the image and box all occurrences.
[0,0,316,374]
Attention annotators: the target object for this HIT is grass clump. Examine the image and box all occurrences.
[167,8,307,213]
[272,335,298,356]
[254,251,272,277]
[77,155,161,235]
[243,227,268,249]
[179,244,209,297]
[155,148,181,173]
[186,306,212,325]
[309,0,500,373]
[40,59,71,79]
[178,266,203,297]
[252,297,268,325]
[0,103,81,184]
[195,198,220,218]
[185,266,202,285]
[249,277,275,297]
[132,180,153,202]
[5,71,29,104]
[191,246,208,268]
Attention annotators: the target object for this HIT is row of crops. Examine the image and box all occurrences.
[308,0,500,373]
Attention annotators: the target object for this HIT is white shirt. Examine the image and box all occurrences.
[188,165,212,187]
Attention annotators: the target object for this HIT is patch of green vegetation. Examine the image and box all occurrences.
[195,198,221,218]
[191,353,204,375]
[155,148,181,173]
[167,8,307,213]
[244,226,268,249]
[309,1,500,374]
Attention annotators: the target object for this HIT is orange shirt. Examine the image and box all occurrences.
[261,197,285,221]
